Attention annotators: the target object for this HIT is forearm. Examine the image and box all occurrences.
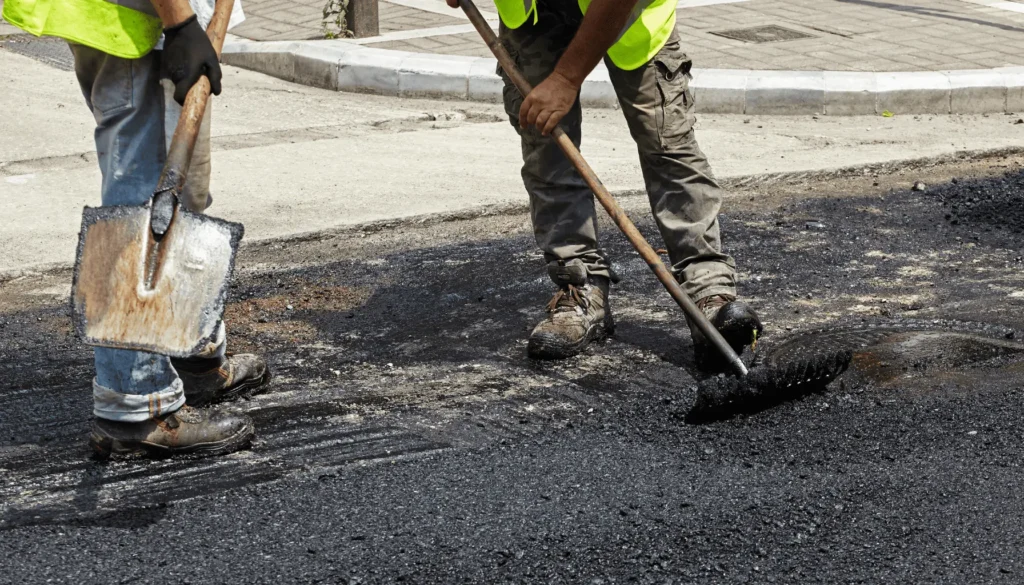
[553,0,640,87]
[150,0,195,27]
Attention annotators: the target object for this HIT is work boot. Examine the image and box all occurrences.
[528,262,614,360]
[89,405,255,460]
[172,354,272,407]
[688,294,763,372]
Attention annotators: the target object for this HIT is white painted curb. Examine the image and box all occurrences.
[222,37,1024,115]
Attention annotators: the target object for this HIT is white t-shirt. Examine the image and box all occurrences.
[191,0,246,31]
[155,0,245,48]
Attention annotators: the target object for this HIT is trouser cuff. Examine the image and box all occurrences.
[546,258,616,286]
[174,322,227,372]
[691,286,737,302]
[93,378,185,423]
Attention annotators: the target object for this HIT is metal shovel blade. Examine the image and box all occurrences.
[71,202,244,358]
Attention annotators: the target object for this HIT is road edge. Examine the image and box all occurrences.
[6,145,1021,283]
[222,37,1024,115]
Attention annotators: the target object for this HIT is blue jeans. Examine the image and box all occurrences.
[71,44,221,422]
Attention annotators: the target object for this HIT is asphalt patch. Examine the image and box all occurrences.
[937,168,1024,234]
[4,156,1024,582]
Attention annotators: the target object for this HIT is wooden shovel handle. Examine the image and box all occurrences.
[459,0,748,377]
[154,0,234,196]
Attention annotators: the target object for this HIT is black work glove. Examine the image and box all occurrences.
[161,14,222,106]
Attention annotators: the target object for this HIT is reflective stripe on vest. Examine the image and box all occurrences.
[2,0,163,59]
[491,0,676,71]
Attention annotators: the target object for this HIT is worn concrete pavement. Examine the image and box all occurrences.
[4,47,1024,276]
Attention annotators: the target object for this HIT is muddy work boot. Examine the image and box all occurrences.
[172,354,272,407]
[689,294,763,372]
[89,405,255,460]
[528,262,614,360]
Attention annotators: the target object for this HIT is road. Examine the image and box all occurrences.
[7,45,1024,275]
[3,151,1024,583]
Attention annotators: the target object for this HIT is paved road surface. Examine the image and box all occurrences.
[6,47,1024,276]
[3,152,1024,583]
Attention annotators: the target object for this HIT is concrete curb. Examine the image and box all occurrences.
[223,37,1024,115]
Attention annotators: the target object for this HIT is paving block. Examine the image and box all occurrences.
[467,58,503,104]
[336,46,404,95]
[745,71,825,115]
[292,45,346,90]
[823,71,877,115]
[875,72,951,115]
[994,67,1024,112]
[948,69,1008,114]
[222,40,301,82]
[397,54,472,99]
[691,68,746,114]
[580,65,618,108]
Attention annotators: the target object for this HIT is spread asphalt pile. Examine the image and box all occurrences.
[936,172,1024,235]
[4,153,1024,583]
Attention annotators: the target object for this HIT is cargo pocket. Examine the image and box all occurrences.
[69,44,135,120]
[496,46,526,131]
[95,60,134,118]
[653,44,695,150]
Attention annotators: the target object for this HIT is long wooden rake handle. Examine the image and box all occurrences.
[460,0,748,377]
[154,0,234,198]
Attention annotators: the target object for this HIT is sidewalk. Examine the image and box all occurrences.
[7,1,1024,112]
[220,0,1024,114]
[234,0,1024,72]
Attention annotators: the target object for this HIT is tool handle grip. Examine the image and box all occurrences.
[154,0,234,197]
[460,0,747,377]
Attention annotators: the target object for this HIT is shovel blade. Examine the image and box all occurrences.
[71,204,244,358]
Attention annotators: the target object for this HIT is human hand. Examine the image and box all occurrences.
[446,0,459,7]
[161,14,222,105]
[519,71,578,135]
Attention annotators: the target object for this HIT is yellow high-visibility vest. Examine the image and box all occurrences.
[492,0,676,71]
[2,0,163,59]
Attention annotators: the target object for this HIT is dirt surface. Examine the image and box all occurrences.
[4,152,1024,583]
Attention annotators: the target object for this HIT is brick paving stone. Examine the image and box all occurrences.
[225,0,1024,72]
[234,0,462,40]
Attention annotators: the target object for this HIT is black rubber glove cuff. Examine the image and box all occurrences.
[164,13,198,34]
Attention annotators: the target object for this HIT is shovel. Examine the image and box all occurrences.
[71,0,243,358]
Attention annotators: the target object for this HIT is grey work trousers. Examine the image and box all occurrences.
[499,5,737,301]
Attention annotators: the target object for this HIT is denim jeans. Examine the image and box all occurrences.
[71,43,221,422]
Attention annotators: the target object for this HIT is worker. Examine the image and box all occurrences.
[447,0,763,368]
[2,0,270,458]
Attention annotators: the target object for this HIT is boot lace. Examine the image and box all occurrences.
[546,284,589,314]
[696,294,735,318]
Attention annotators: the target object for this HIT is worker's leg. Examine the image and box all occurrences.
[606,32,762,367]
[605,31,735,300]
[70,44,183,422]
[159,81,271,404]
[499,9,613,360]
[498,15,608,280]
[71,44,255,457]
